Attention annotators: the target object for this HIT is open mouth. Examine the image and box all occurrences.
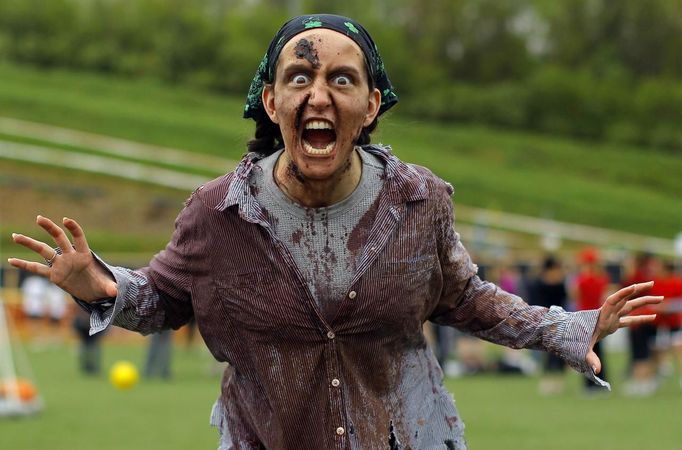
[302,120,336,155]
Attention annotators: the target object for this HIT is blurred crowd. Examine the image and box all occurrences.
[426,248,682,397]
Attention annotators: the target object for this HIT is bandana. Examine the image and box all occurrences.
[243,14,398,120]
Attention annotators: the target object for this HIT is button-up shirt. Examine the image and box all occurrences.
[85,145,605,450]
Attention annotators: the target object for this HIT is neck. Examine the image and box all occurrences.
[274,149,362,208]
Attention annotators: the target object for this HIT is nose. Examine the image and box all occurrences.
[307,79,332,109]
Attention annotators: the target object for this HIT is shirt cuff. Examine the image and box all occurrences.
[72,253,134,336]
[543,307,611,391]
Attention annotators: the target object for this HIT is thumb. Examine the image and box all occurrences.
[586,350,602,375]
[105,280,118,298]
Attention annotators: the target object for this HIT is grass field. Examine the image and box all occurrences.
[1,62,680,240]
[2,339,681,450]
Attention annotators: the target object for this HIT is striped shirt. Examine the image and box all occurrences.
[82,144,607,450]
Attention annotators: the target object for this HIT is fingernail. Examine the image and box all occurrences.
[592,366,597,373]
[11,233,17,238]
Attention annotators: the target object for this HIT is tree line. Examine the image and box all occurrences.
[1,0,681,151]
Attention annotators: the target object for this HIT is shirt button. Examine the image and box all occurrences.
[336,427,345,436]
[327,331,335,339]
[331,378,340,387]
[348,291,357,299]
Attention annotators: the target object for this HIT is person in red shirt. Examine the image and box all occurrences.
[622,253,659,396]
[652,260,682,388]
[573,247,611,391]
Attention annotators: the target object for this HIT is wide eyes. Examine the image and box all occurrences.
[291,74,311,85]
[288,73,354,87]
[333,74,353,86]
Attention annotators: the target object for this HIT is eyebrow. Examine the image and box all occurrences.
[279,63,363,78]
[329,65,363,77]
[281,63,313,76]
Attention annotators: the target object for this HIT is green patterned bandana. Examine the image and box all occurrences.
[243,14,398,120]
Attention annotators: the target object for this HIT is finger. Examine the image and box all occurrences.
[606,281,654,308]
[36,215,73,253]
[12,233,55,260]
[619,314,657,328]
[7,258,51,277]
[586,350,602,375]
[619,296,665,316]
[63,217,90,253]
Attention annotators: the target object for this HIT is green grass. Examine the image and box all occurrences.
[454,367,682,450]
[0,62,680,238]
[3,343,681,450]
[2,343,219,450]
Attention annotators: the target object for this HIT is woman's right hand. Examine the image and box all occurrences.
[8,215,118,302]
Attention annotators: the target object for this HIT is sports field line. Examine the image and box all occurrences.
[455,205,676,257]
[0,116,236,175]
[0,140,209,191]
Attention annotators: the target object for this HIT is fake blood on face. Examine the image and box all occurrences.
[294,38,320,69]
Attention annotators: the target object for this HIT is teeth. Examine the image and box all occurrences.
[305,120,334,130]
[303,141,335,155]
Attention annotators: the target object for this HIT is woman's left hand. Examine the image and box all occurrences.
[586,281,663,374]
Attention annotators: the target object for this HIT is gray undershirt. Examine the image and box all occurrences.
[251,148,384,319]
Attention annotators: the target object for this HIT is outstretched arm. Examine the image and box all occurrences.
[9,215,117,302]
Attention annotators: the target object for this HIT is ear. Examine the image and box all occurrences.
[363,87,381,127]
[262,84,279,124]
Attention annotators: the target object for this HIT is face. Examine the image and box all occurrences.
[262,29,381,182]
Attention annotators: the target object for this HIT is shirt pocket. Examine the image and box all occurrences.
[354,254,440,332]
[212,271,313,337]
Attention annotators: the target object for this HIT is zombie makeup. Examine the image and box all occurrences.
[294,38,320,69]
[244,14,398,121]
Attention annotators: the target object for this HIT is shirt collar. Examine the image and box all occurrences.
[216,144,429,216]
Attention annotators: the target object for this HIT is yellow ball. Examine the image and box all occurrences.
[109,361,139,390]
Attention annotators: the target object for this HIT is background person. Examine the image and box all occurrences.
[573,247,611,392]
[529,255,569,394]
[622,253,659,396]
[651,260,682,388]
[144,329,173,380]
[72,306,105,375]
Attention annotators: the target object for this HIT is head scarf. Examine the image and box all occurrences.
[243,14,398,120]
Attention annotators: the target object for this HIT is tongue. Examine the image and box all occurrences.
[303,129,336,149]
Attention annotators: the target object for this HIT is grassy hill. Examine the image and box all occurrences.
[0,62,679,256]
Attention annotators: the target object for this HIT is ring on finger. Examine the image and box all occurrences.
[45,247,63,267]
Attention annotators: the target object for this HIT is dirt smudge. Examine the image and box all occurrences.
[445,415,458,430]
[286,160,306,185]
[388,420,403,450]
[291,228,303,245]
[347,194,381,260]
[294,93,310,131]
[294,38,319,69]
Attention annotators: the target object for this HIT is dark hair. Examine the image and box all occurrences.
[247,110,284,156]
[542,255,561,271]
[247,66,379,156]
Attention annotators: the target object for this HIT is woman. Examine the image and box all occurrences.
[9,14,661,450]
